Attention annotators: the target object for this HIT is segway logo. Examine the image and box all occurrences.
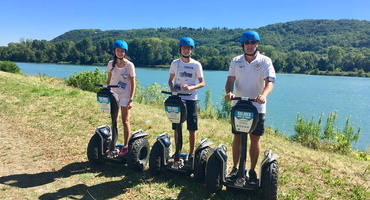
[165,106,181,123]
[234,111,254,133]
[97,96,110,104]
[166,106,180,114]
[97,96,111,114]
[235,111,253,120]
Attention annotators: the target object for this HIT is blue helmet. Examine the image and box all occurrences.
[112,40,128,51]
[179,37,195,48]
[241,31,260,43]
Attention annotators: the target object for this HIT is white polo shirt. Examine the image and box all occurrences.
[169,58,204,101]
[228,52,276,113]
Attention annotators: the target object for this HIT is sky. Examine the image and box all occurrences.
[1,0,369,46]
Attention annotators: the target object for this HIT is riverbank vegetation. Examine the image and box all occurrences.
[1,70,369,199]
[1,19,369,77]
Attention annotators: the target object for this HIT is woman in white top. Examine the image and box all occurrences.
[106,40,136,156]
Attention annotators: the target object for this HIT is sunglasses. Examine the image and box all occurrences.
[181,46,193,50]
[243,40,258,45]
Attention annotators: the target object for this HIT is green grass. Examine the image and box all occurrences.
[0,71,369,200]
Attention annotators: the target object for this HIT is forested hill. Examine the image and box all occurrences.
[1,19,370,76]
[52,19,370,53]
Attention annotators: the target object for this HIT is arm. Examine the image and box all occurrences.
[127,76,135,109]
[255,77,274,104]
[107,71,112,85]
[168,73,177,92]
[129,77,135,100]
[181,77,205,91]
[224,76,235,101]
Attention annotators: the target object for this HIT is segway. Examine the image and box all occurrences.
[205,97,279,200]
[149,91,213,181]
[87,83,150,172]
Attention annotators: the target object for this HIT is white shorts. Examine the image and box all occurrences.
[118,97,130,107]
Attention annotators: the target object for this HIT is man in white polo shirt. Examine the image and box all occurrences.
[224,30,276,184]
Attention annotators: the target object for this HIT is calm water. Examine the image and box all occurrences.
[16,62,370,151]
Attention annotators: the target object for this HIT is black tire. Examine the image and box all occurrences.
[149,141,169,176]
[205,154,223,194]
[260,160,279,200]
[87,135,105,165]
[127,137,150,172]
[193,147,212,182]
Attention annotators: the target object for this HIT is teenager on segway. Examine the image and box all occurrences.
[106,40,136,156]
[167,37,205,162]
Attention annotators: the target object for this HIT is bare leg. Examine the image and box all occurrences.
[232,134,241,168]
[189,130,196,155]
[249,134,261,170]
[121,106,131,146]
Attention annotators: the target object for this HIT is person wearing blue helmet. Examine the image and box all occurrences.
[106,40,136,156]
[168,37,205,162]
[224,30,276,184]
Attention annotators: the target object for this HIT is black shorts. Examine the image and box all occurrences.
[232,113,265,136]
[172,100,198,131]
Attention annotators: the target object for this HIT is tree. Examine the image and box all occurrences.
[327,46,345,71]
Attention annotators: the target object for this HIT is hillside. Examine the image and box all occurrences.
[51,19,370,53]
[0,71,369,199]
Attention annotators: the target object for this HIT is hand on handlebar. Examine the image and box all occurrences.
[255,95,266,104]
[181,84,191,91]
[224,92,235,101]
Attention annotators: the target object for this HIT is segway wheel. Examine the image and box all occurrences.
[149,141,169,176]
[260,160,279,200]
[193,147,212,182]
[205,154,223,194]
[87,134,105,165]
[127,137,150,172]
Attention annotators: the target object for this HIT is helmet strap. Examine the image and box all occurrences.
[244,48,258,57]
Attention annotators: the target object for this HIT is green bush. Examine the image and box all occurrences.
[293,110,361,154]
[292,114,322,149]
[135,82,168,106]
[0,61,21,74]
[65,68,107,93]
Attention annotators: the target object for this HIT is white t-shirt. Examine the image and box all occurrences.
[169,58,204,100]
[107,60,136,99]
[228,52,276,113]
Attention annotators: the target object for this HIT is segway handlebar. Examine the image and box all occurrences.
[161,91,192,96]
[94,83,119,89]
[231,97,256,101]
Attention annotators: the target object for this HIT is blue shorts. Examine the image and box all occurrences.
[172,100,198,131]
[232,113,265,136]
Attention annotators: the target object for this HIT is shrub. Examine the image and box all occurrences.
[65,68,107,93]
[136,82,168,106]
[293,110,361,154]
[292,113,322,149]
[0,61,21,74]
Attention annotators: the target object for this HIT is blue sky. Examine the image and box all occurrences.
[1,0,369,46]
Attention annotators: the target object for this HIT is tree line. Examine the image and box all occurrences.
[0,19,369,76]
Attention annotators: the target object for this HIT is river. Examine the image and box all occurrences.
[16,62,370,151]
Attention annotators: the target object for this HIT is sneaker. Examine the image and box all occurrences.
[105,149,113,155]
[248,169,258,185]
[118,146,128,156]
[226,166,238,181]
